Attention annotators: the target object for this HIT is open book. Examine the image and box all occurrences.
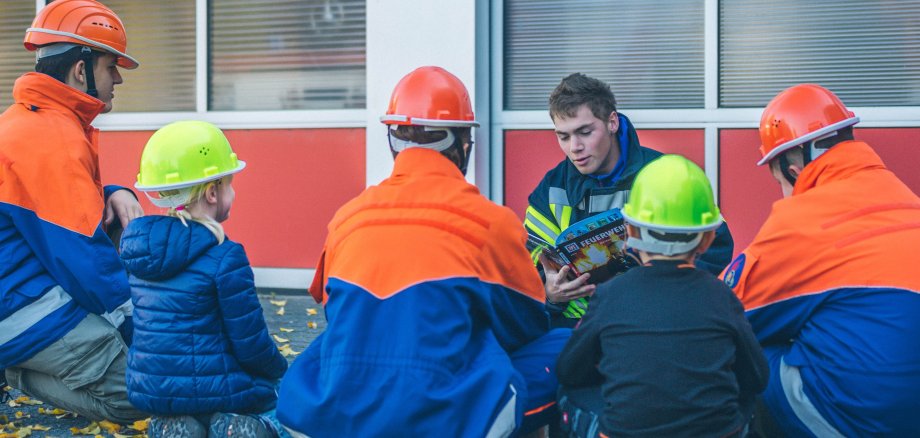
[527,208,634,285]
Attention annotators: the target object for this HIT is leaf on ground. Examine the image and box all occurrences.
[269,299,287,307]
[130,419,149,431]
[279,327,294,333]
[272,334,289,343]
[13,397,42,406]
[307,322,318,329]
[98,420,120,434]
[306,308,318,315]
[276,307,285,316]
[278,344,300,357]
[71,422,101,435]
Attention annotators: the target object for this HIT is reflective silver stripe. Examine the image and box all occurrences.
[588,191,630,214]
[100,299,134,329]
[548,187,570,206]
[26,27,140,68]
[552,204,565,226]
[486,384,517,438]
[0,286,72,345]
[525,211,559,242]
[549,187,571,227]
[780,358,846,438]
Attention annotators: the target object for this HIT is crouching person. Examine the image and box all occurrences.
[122,121,288,437]
[276,67,570,438]
[556,155,769,437]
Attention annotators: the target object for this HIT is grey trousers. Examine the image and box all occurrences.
[5,313,146,424]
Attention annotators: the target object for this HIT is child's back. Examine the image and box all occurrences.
[559,260,764,436]
[121,215,287,416]
[556,155,768,437]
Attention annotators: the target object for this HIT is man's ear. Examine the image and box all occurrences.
[66,59,87,88]
[787,163,803,180]
[607,111,619,134]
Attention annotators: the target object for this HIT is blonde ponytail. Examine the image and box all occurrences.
[162,180,226,244]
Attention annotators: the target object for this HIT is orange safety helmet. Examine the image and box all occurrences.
[24,0,138,70]
[757,84,858,166]
[381,66,479,128]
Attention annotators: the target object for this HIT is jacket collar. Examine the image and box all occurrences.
[793,140,885,196]
[12,72,105,128]
[391,148,465,180]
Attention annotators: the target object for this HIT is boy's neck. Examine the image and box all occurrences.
[639,251,695,265]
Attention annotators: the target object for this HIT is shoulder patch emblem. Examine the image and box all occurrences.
[723,254,745,289]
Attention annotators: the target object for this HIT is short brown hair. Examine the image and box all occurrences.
[549,73,617,122]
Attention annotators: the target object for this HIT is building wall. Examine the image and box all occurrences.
[99,128,366,283]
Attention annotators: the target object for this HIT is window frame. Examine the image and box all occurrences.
[489,0,920,204]
[49,0,367,130]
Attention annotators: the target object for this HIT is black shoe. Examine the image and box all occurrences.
[149,415,207,438]
[209,413,276,438]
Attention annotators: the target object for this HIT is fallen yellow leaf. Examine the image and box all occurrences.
[278,344,300,357]
[14,396,41,406]
[279,327,294,333]
[272,334,289,343]
[130,418,149,431]
[276,307,285,316]
[99,420,120,434]
[306,308,318,315]
[270,299,287,307]
[307,321,318,329]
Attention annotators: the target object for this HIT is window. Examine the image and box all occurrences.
[101,0,196,112]
[720,1,920,107]
[503,0,705,110]
[0,3,41,109]
[209,0,366,111]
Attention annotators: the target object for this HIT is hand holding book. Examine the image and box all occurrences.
[527,208,635,286]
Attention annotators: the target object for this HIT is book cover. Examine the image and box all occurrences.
[528,208,634,284]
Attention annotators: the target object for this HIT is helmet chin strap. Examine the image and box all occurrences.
[80,46,98,98]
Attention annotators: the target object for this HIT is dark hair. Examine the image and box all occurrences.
[34,45,99,83]
[389,125,472,169]
[549,73,617,122]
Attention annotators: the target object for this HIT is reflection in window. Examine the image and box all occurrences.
[504,0,704,110]
[209,0,366,111]
[720,1,920,107]
[102,0,196,112]
[0,3,41,109]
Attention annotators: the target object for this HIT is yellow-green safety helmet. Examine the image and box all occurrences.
[135,121,245,208]
[621,154,722,255]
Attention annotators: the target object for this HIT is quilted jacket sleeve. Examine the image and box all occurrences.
[215,242,288,380]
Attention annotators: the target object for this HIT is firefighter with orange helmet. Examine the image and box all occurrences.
[0,0,145,423]
[722,84,920,436]
[277,66,570,437]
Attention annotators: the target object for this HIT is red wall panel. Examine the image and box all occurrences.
[719,128,920,257]
[99,128,366,269]
[503,129,705,219]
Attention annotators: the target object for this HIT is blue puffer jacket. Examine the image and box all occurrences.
[120,216,287,416]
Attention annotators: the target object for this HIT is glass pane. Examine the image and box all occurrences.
[720,1,920,107]
[0,3,40,109]
[504,0,704,110]
[209,0,366,111]
[101,0,196,112]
